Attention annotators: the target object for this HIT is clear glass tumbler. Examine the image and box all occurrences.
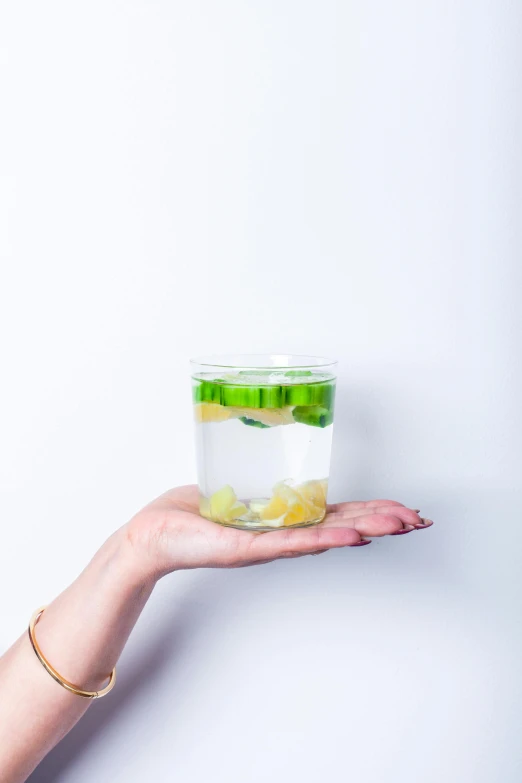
[191,354,337,531]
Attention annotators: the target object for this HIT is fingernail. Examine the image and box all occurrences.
[413,508,421,513]
[391,528,413,535]
[415,518,433,529]
[311,549,328,556]
[352,539,372,547]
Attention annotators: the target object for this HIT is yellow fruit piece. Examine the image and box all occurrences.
[194,403,233,423]
[237,406,295,427]
[298,479,328,509]
[249,499,269,515]
[284,500,314,526]
[273,482,302,505]
[250,498,287,527]
[208,484,248,523]
[260,514,287,528]
[202,480,327,527]
[199,495,212,519]
[274,483,318,525]
[194,403,294,427]
[262,481,327,526]
[259,495,288,521]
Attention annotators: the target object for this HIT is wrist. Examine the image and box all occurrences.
[33,530,155,692]
[123,506,184,580]
[100,526,158,593]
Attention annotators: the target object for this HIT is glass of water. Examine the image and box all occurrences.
[191,354,337,531]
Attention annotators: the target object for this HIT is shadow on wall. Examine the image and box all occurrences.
[27,577,213,783]
[28,552,458,781]
[29,385,459,780]
[329,383,422,503]
[28,539,457,781]
[329,384,381,500]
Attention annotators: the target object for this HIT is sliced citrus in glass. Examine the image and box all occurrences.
[211,485,248,522]
[259,494,288,521]
[194,402,234,423]
[298,478,328,508]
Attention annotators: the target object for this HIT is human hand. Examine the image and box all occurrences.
[0,485,431,781]
[125,485,433,579]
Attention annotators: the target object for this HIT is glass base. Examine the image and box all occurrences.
[211,516,325,532]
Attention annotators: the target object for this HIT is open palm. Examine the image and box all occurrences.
[126,485,432,577]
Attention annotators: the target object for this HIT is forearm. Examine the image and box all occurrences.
[0,484,423,781]
[0,529,155,783]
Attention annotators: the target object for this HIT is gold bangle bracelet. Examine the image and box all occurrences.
[28,606,117,699]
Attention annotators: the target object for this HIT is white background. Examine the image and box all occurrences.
[1,1,521,781]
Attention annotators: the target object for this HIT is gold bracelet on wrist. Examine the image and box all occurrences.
[28,606,117,699]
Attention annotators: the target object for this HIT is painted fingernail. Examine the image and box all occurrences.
[415,518,433,528]
[413,508,421,513]
[352,539,372,547]
[391,527,413,535]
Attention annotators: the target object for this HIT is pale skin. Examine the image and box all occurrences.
[0,486,432,783]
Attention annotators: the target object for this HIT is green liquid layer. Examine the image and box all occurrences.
[192,375,336,428]
[193,379,335,410]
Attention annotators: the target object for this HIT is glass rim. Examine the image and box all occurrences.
[190,353,337,371]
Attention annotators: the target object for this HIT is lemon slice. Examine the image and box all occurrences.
[201,485,248,523]
[194,403,233,423]
[283,500,316,526]
[298,478,328,508]
[259,514,287,528]
[249,498,269,515]
[201,480,327,527]
[199,495,212,519]
[194,403,295,427]
[238,406,295,427]
[259,494,288,521]
[258,480,327,526]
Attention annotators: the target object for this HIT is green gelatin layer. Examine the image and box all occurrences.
[292,405,334,428]
[192,375,335,412]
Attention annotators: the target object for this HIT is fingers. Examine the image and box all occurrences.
[238,507,432,567]
[414,517,433,529]
[324,504,421,535]
[246,524,362,562]
[323,506,434,537]
[325,512,404,536]
[326,499,405,514]
[326,502,415,522]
